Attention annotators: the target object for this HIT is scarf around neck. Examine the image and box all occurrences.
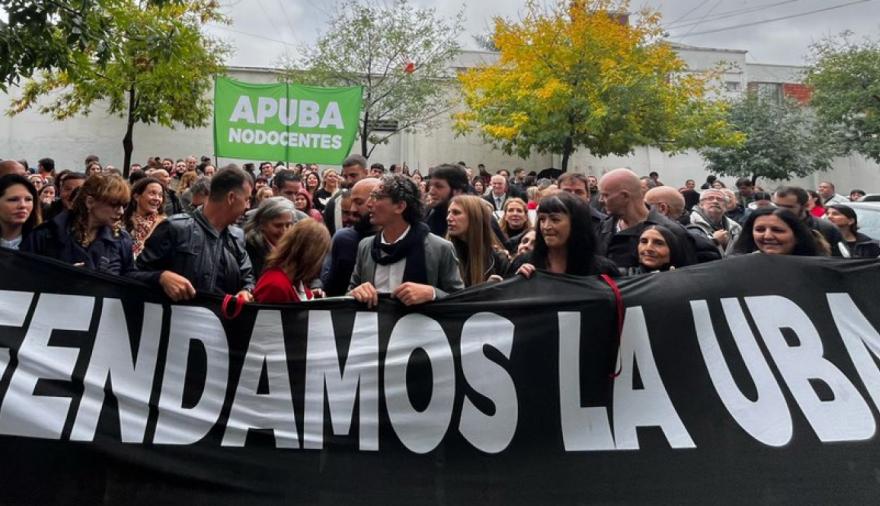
[370,222,430,284]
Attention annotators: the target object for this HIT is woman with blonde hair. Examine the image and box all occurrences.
[178,170,199,193]
[254,219,331,303]
[446,195,508,287]
[22,173,136,275]
[314,168,340,211]
[499,197,532,255]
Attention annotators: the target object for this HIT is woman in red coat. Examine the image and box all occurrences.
[254,218,331,303]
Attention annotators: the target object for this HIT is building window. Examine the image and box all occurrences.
[724,81,741,92]
[747,82,783,104]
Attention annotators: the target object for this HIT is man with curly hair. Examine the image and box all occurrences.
[348,174,464,307]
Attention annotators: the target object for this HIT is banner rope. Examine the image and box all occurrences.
[600,274,624,378]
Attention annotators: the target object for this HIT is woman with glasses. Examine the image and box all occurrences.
[22,173,137,274]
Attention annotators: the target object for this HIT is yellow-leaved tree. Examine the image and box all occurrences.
[455,0,741,171]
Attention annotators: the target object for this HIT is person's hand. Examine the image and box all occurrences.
[517,263,536,279]
[312,288,325,299]
[236,290,254,303]
[159,271,197,301]
[487,274,503,283]
[350,282,379,308]
[712,229,729,247]
[392,282,435,306]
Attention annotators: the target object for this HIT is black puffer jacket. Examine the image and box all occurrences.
[136,209,255,295]
[848,232,880,258]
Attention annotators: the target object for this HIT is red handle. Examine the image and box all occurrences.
[600,274,625,379]
[221,293,245,320]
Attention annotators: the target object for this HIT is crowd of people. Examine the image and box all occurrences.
[0,153,877,307]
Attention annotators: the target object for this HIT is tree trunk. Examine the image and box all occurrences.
[360,110,369,157]
[560,136,573,172]
[122,85,136,178]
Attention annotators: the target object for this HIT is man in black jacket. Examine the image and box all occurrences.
[320,178,380,296]
[596,168,696,269]
[772,186,845,256]
[136,166,255,301]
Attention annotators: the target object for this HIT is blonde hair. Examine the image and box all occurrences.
[499,197,532,237]
[264,219,331,283]
[447,195,501,287]
[178,170,199,191]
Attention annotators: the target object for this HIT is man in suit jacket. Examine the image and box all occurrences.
[349,174,464,307]
[483,174,511,211]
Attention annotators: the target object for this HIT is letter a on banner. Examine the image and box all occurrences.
[214,77,362,165]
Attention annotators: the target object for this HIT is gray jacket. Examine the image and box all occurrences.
[347,232,464,299]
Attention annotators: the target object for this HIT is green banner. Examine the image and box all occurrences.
[213,77,363,164]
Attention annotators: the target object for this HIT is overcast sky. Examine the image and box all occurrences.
[204,0,879,69]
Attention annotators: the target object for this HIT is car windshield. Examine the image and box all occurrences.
[853,206,880,240]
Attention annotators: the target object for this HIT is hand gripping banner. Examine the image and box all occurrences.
[1,249,880,505]
[213,77,363,164]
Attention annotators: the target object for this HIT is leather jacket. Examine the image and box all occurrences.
[136,209,255,295]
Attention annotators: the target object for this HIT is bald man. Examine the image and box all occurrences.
[597,169,695,268]
[320,177,381,296]
[644,186,687,225]
[0,160,26,176]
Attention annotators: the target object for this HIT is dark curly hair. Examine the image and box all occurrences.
[378,174,423,224]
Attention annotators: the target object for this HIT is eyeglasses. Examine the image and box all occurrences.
[103,199,129,208]
[369,191,390,201]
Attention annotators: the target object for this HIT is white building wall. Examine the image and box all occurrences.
[1,49,877,191]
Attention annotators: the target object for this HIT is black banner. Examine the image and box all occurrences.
[1,248,880,505]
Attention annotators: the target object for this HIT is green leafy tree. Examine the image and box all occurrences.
[455,0,740,172]
[700,93,839,184]
[280,0,464,159]
[7,0,228,175]
[806,33,880,164]
[0,0,180,91]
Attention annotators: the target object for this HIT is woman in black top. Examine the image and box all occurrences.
[826,204,880,258]
[446,195,508,286]
[499,197,532,255]
[22,174,136,275]
[513,192,616,278]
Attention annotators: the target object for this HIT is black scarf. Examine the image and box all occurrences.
[370,222,430,284]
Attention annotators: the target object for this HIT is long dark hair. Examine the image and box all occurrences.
[639,225,687,271]
[732,207,820,256]
[123,177,166,231]
[0,174,41,238]
[532,192,598,275]
[828,204,858,236]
